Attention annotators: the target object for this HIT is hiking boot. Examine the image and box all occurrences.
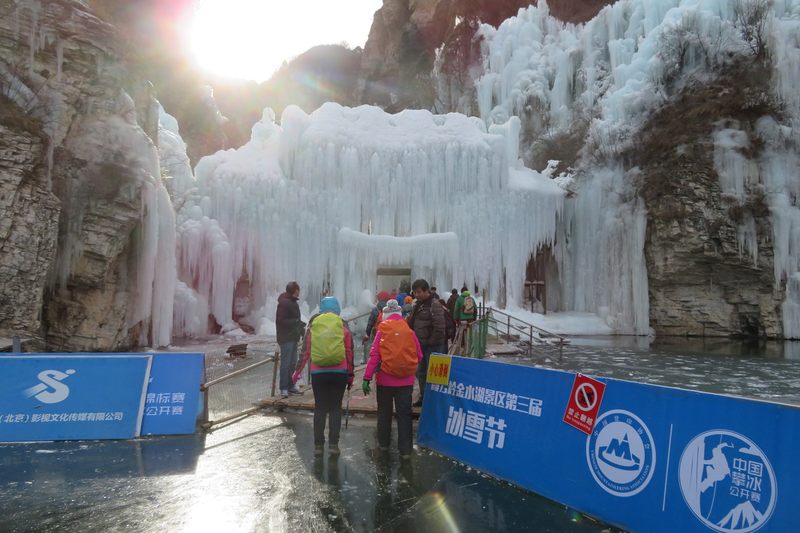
[314,445,324,456]
[329,444,340,456]
[288,386,303,396]
[280,390,289,399]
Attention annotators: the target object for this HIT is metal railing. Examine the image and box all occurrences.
[200,344,279,430]
[481,307,566,356]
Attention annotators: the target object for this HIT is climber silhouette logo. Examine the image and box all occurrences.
[679,430,777,533]
[23,369,77,404]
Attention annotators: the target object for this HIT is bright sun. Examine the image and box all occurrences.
[187,0,380,82]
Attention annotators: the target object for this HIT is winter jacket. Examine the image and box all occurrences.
[364,300,387,338]
[454,291,477,321]
[407,296,446,347]
[364,314,423,387]
[446,292,459,315]
[293,313,355,386]
[276,292,305,344]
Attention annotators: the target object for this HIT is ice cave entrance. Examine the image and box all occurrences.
[376,266,412,296]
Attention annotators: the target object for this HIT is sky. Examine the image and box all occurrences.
[185,0,384,82]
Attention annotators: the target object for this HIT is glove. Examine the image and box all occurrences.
[362,379,371,396]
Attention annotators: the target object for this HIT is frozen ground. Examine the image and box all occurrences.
[0,414,614,533]
[2,332,796,533]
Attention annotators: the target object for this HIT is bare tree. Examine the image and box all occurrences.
[734,0,773,59]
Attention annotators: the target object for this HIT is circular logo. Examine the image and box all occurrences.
[679,430,777,533]
[586,409,656,497]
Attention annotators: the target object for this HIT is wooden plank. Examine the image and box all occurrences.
[258,363,423,417]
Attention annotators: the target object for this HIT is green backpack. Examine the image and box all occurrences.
[310,313,346,366]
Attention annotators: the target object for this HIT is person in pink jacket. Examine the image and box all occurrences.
[293,297,354,456]
[362,299,423,459]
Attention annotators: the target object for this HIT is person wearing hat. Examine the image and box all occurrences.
[276,281,305,398]
[363,290,390,344]
[402,295,414,317]
[293,296,354,456]
[362,299,423,459]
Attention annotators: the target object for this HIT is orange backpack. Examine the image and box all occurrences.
[377,319,418,377]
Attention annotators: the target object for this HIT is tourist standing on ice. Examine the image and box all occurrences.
[401,295,414,317]
[362,299,422,458]
[439,297,457,352]
[454,287,478,325]
[407,279,446,407]
[276,281,305,399]
[293,296,354,456]
[362,290,390,345]
[446,289,459,315]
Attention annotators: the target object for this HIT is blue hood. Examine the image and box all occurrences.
[319,296,341,315]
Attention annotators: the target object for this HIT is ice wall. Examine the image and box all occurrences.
[179,103,565,331]
[476,0,800,335]
[158,105,196,199]
[556,166,649,335]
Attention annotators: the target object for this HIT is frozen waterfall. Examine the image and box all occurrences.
[170,104,565,337]
[475,0,800,335]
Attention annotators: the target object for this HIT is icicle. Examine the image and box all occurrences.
[179,103,566,333]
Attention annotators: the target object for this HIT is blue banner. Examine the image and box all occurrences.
[140,353,204,436]
[417,355,800,533]
[0,355,151,441]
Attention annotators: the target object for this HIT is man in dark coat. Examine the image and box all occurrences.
[407,279,447,407]
[276,281,305,398]
[446,288,459,315]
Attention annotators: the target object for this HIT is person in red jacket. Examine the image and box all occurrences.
[293,297,354,456]
[362,299,423,459]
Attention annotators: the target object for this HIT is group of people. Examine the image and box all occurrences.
[274,279,479,459]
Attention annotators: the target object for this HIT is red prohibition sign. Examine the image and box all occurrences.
[574,382,598,412]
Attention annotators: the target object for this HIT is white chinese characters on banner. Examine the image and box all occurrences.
[430,381,543,417]
[730,457,765,503]
[445,406,507,449]
[0,412,124,423]
[145,391,186,416]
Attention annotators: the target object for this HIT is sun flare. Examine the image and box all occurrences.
[186,0,380,82]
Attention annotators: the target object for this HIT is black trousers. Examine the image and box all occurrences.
[311,373,348,446]
[376,384,413,454]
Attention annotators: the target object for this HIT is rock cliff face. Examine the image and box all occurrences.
[360,0,615,112]
[635,62,784,337]
[0,0,160,351]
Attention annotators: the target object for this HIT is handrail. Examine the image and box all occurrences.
[201,356,275,391]
[486,307,566,344]
[486,315,548,346]
[488,315,547,345]
[343,310,372,323]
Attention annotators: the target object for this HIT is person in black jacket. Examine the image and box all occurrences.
[407,279,447,407]
[276,281,306,398]
[446,288,459,315]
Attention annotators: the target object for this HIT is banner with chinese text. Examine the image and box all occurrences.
[417,355,800,533]
[0,355,151,441]
[140,352,204,435]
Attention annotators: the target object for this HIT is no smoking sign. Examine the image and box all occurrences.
[563,373,606,434]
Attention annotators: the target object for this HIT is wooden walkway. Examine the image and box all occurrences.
[255,339,520,416]
[257,363,424,417]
